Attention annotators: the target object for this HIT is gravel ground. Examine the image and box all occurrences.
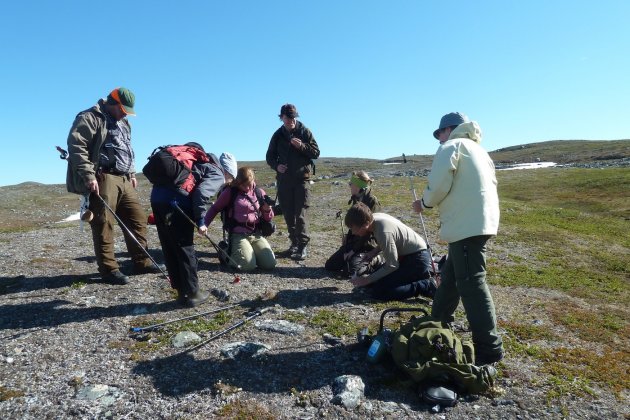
[1,172,628,419]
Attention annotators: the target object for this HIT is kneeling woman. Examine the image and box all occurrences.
[202,167,276,271]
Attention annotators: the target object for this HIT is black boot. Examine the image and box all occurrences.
[183,290,210,307]
[291,244,308,261]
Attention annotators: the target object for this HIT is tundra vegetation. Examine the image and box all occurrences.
[0,140,628,418]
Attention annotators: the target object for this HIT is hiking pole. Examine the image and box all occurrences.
[129,303,238,333]
[408,178,438,277]
[56,145,68,160]
[169,200,242,270]
[95,194,171,283]
[335,210,344,242]
[184,307,271,352]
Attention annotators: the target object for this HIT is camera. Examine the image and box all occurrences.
[262,195,276,206]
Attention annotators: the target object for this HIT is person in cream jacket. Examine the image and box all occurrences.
[413,112,504,366]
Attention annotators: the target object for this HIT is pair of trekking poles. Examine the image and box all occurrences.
[130,304,270,352]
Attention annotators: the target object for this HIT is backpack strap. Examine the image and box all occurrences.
[241,187,263,218]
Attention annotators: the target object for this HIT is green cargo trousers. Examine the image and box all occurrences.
[431,235,503,359]
[89,173,151,275]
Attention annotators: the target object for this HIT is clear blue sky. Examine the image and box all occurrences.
[1,1,628,187]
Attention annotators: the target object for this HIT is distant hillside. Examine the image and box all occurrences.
[382,139,629,166]
[489,139,629,164]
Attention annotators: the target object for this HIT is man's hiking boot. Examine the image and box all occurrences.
[102,270,130,285]
[132,263,166,275]
[181,290,210,307]
[281,242,298,257]
[475,350,504,366]
[176,291,188,305]
[291,245,307,261]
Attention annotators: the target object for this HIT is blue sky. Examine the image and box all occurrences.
[1,1,628,186]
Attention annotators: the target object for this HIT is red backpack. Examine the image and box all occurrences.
[142,145,211,193]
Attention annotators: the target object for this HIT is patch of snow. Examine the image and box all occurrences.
[498,162,557,171]
[382,162,402,166]
[57,212,81,223]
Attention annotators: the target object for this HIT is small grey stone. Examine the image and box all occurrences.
[171,331,201,348]
[75,384,121,406]
[380,401,399,413]
[220,341,270,359]
[331,375,365,410]
[255,319,305,335]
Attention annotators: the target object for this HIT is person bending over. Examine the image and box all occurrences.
[345,202,436,301]
[151,145,237,307]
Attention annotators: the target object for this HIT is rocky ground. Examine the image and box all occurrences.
[1,162,628,419]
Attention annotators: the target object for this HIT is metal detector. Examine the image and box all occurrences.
[170,200,243,270]
[184,307,271,352]
[96,194,171,283]
[129,303,238,333]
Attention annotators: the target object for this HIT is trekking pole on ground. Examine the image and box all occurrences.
[170,200,242,270]
[96,194,171,283]
[184,307,271,352]
[408,178,438,277]
[129,303,238,333]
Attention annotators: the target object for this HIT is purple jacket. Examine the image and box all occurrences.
[204,184,274,234]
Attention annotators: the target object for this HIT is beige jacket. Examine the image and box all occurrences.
[421,121,500,243]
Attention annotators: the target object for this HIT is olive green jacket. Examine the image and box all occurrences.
[65,99,133,194]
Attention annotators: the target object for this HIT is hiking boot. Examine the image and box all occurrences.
[281,242,298,257]
[132,263,166,275]
[176,291,187,305]
[211,288,230,302]
[102,270,130,285]
[183,290,210,307]
[291,245,307,261]
[475,350,504,366]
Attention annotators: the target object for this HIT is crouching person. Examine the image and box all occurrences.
[202,167,276,271]
[344,202,436,301]
[325,170,380,277]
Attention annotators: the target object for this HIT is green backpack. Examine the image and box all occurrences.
[390,315,495,395]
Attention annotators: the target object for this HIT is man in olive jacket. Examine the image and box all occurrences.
[66,87,161,284]
[265,103,320,260]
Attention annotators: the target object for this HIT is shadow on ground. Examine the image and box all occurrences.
[0,298,179,331]
[131,344,420,407]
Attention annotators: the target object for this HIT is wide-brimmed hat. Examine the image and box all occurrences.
[279,103,299,119]
[433,112,468,139]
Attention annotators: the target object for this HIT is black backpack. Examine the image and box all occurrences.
[142,145,214,193]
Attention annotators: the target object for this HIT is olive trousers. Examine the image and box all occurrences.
[431,235,504,359]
